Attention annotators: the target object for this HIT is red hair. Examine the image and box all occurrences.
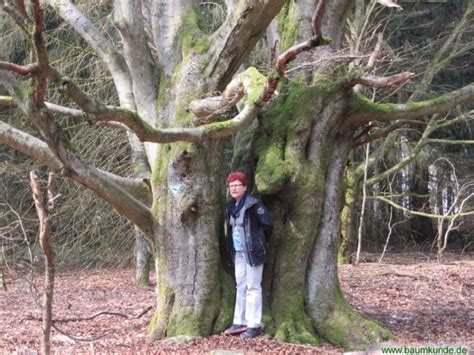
[226,172,248,186]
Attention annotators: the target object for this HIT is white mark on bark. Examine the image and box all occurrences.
[170,183,184,197]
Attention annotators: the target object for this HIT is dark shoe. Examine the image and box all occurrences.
[240,327,262,340]
[223,324,247,336]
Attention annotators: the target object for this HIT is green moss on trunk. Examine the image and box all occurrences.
[277,2,299,51]
[148,282,175,339]
[255,82,323,193]
[211,269,235,334]
[339,166,358,264]
[314,284,393,350]
[136,256,151,288]
[179,9,211,57]
[273,293,319,345]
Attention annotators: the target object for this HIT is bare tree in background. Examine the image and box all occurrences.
[30,171,58,355]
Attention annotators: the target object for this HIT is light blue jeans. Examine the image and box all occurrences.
[233,251,263,328]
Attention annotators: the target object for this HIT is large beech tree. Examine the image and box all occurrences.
[1,0,473,349]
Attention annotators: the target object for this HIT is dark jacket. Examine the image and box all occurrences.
[225,195,273,267]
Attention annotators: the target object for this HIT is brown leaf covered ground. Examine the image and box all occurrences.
[1,252,473,354]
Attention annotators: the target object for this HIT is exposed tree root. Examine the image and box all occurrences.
[274,318,320,345]
[314,288,393,350]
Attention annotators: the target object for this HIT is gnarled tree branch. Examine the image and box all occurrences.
[0,120,151,205]
[374,195,474,219]
[205,0,288,89]
[344,72,415,90]
[48,0,134,109]
[343,83,474,131]
[0,67,154,235]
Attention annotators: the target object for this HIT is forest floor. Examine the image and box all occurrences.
[1,251,473,354]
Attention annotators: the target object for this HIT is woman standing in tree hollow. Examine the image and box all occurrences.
[223,172,273,339]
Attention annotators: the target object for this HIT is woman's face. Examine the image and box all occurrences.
[228,180,247,202]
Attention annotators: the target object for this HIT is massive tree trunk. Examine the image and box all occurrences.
[146,1,288,338]
[251,76,391,346]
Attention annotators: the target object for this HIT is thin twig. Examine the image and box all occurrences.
[47,306,152,343]
[27,306,152,323]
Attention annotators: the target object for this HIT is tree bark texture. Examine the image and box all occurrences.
[247,73,392,346]
[339,160,360,264]
[135,227,152,287]
[147,1,287,338]
[0,269,5,291]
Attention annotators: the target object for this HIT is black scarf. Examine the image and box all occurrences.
[231,192,247,219]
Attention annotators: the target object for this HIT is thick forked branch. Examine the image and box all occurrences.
[1,54,154,235]
[189,3,332,131]
[48,0,134,108]
[0,120,151,204]
[2,0,330,180]
[58,28,331,144]
[343,83,474,131]
[187,6,332,136]
[4,1,330,146]
[206,0,288,88]
[32,111,155,234]
[48,0,152,176]
[344,72,415,90]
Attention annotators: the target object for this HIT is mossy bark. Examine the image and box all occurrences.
[145,1,390,348]
[315,283,393,349]
[0,269,5,291]
[149,94,229,338]
[305,135,393,350]
[248,78,393,349]
[135,227,152,287]
[339,162,360,264]
[147,8,232,338]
